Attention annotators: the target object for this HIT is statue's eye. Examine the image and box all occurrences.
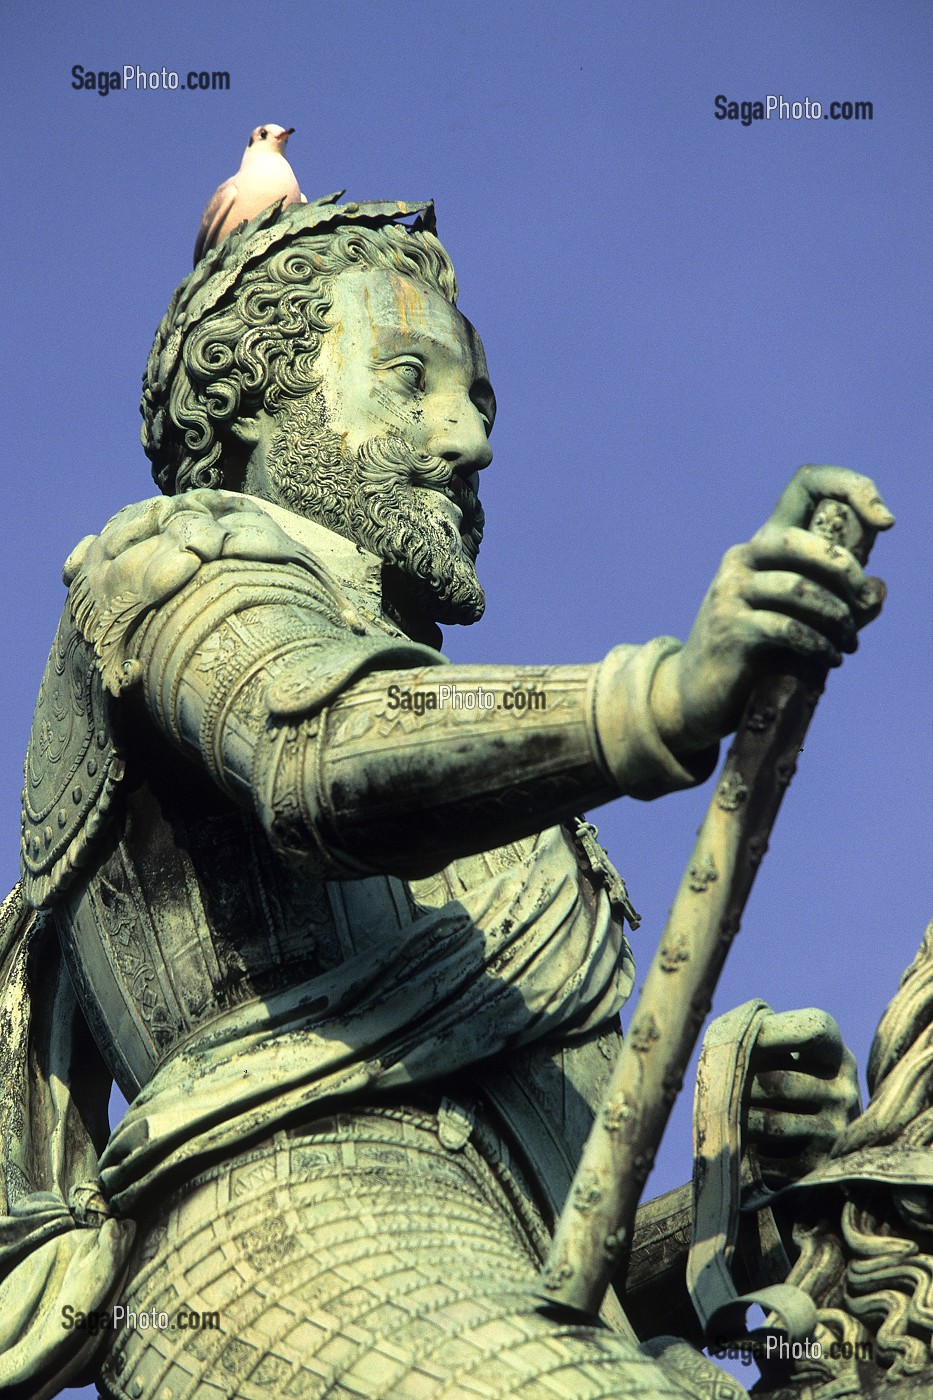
[392,360,424,391]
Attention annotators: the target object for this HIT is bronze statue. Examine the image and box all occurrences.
[0,193,909,1399]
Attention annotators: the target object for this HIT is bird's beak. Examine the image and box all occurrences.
[280,128,295,140]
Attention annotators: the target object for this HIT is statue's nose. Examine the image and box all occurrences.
[428,400,493,473]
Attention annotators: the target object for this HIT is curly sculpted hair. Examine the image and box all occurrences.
[141,217,459,495]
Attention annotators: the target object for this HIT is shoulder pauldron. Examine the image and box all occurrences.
[22,492,370,908]
[21,611,125,909]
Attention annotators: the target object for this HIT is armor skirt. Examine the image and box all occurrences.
[97,1103,735,1400]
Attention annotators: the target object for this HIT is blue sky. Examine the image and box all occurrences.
[4,2,931,1393]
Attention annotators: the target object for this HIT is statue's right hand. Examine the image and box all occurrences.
[647,465,893,753]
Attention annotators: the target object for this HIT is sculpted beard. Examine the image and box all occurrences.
[264,395,486,625]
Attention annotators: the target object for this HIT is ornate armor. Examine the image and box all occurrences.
[3,489,734,1399]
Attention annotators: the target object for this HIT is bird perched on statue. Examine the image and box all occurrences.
[193,124,307,264]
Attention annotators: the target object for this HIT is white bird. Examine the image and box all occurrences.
[193,124,307,264]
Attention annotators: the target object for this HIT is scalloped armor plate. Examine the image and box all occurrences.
[21,609,125,909]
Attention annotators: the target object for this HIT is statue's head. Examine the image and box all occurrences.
[142,200,495,625]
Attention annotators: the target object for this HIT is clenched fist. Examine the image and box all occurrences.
[745,1007,861,1187]
[649,465,894,753]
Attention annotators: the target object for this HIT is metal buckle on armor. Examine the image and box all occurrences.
[571,818,641,931]
[68,1180,113,1227]
[438,1097,476,1151]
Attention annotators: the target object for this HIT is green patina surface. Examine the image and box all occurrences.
[1,190,922,1400]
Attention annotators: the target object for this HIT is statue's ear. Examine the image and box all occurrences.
[229,416,262,447]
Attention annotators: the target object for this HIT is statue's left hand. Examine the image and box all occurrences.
[744,1008,860,1187]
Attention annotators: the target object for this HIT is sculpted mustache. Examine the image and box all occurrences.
[356,434,483,534]
[266,413,486,621]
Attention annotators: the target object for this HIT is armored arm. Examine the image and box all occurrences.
[264,645,715,878]
[64,492,717,880]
